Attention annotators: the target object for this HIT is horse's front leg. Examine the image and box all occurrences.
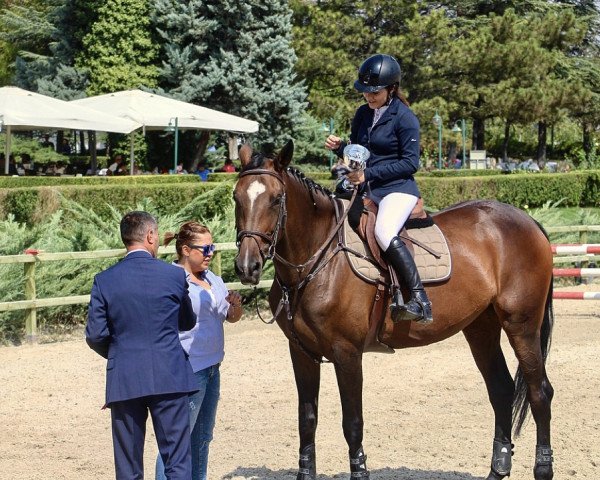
[334,351,369,479]
[290,341,321,480]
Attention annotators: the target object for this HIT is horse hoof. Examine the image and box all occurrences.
[349,446,369,479]
[296,473,315,480]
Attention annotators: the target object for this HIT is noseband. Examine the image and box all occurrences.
[236,169,287,261]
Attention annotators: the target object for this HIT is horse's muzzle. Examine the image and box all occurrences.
[234,253,263,285]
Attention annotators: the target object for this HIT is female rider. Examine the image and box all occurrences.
[325,53,432,324]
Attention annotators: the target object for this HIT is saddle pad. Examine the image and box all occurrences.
[341,201,452,284]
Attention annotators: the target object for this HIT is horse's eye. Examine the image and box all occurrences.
[271,195,282,206]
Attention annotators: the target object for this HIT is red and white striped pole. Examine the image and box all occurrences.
[553,268,600,277]
[551,244,600,255]
[553,291,600,300]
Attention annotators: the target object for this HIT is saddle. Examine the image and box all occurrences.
[337,196,452,354]
[341,197,452,284]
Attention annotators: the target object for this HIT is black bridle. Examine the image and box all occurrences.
[235,167,357,363]
[235,168,287,262]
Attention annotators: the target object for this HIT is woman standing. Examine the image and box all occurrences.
[155,221,243,480]
[325,53,432,324]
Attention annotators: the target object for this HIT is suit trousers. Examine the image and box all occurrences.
[111,392,192,480]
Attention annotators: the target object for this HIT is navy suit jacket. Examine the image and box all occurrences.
[86,250,197,405]
[335,97,421,199]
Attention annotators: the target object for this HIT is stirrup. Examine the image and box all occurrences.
[391,295,432,325]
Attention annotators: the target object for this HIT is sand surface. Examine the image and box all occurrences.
[1,284,598,479]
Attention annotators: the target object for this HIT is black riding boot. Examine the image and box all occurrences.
[385,236,433,324]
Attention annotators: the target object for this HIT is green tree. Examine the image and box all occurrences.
[78,0,158,95]
[0,39,16,85]
[291,0,422,123]
[153,0,306,151]
[0,0,100,99]
[429,0,599,157]
[0,0,55,90]
[35,0,102,99]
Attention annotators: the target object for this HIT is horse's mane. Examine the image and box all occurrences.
[287,167,332,199]
[241,152,332,200]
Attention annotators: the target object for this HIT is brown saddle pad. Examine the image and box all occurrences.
[340,199,452,284]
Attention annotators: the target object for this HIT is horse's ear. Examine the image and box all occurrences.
[239,144,253,167]
[276,140,294,169]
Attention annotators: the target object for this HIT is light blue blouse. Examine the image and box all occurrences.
[175,265,230,372]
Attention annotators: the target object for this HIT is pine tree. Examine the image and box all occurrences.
[0,1,55,91]
[35,0,102,99]
[290,0,375,121]
[78,0,158,95]
[153,0,306,148]
[0,0,100,99]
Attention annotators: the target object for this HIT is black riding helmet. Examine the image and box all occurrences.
[354,54,401,93]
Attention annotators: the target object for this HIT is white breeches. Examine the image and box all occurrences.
[374,192,419,251]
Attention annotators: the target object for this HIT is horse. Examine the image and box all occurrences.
[233,141,555,480]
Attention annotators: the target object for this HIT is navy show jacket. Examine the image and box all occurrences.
[335,96,421,199]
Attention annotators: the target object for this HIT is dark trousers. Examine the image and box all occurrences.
[110,392,191,480]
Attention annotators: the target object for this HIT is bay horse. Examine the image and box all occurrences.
[233,141,554,480]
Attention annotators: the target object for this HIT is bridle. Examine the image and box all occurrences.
[236,168,287,262]
[236,167,356,278]
[235,166,357,363]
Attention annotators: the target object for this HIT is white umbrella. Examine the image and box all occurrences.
[0,86,141,174]
[71,89,259,132]
[71,89,259,174]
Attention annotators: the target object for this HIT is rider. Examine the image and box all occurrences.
[325,53,432,324]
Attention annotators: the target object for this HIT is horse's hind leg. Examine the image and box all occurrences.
[333,352,369,479]
[463,312,515,480]
[496,285,554,480]
[504,327,554,480]
[289,342,321,480]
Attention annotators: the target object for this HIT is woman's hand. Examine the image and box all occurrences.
[346,170,365,185]
[325,135,342,151]
[225,290,243,323]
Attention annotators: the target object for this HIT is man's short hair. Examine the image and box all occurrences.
[120,211,157,246]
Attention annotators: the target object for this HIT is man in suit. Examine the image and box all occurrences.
[86,211,198,480]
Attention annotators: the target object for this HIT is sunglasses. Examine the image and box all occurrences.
[188,243,216,256]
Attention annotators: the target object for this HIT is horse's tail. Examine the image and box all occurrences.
[512,220,555,437]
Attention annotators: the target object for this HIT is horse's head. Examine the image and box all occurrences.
[233,140,294,285]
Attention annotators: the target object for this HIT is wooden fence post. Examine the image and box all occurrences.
[213,251,222,276]
[24,262,37,343]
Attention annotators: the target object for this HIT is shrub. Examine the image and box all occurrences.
[0,186,237,344]
[0,181,233,225]
[0,173,203,189]
[418,171,598,210]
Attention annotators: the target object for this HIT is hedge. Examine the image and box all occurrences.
[0,173,205,189]
[418,171,600,210]
[1,170,599,224]
[0,182,234,224]
[208,170,333,183]
[418,169,504,177]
